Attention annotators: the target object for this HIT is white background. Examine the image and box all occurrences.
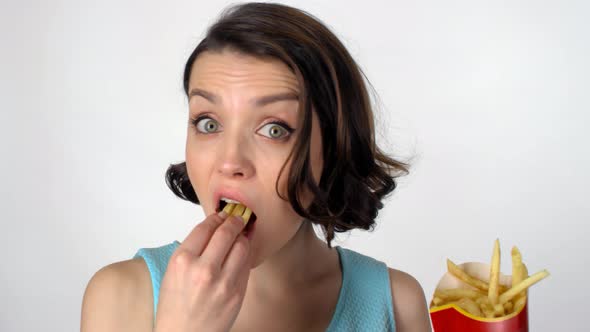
[1,0,588,331]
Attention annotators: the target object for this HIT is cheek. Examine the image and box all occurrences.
[274,158,317,211]
[185,141,213,206]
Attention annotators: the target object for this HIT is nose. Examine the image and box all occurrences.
[216,137,255,179]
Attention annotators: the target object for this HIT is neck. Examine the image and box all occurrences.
[247,220,334,299]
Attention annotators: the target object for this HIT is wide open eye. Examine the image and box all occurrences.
[194,116,220,133]
[257,121,294,140]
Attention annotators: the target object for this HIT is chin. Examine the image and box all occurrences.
[246,248,265,269]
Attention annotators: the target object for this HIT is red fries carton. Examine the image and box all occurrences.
[429,262,529,332]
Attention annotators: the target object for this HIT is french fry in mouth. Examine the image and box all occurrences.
[222,203,236,215]
[222,203,253,225]
[232,204,245,217]
[242,207,253,224]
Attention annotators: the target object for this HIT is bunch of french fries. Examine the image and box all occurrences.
[430,239,550,319]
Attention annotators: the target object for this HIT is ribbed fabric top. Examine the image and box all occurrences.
[133,241,396,331]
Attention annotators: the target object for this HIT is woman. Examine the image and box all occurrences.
[81,3,431,331]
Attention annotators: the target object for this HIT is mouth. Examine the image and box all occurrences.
[217,200,258,237]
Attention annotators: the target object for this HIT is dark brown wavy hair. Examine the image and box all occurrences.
[165,2,410,248]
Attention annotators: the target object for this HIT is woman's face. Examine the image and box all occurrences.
[185,49,323,266]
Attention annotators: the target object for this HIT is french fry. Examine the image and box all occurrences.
[477,296,493,318]
[447,259,489,291]
[511,246,528,302]
[453,298,483,317]
[482,306,494,318]
[431,296,444,307]
[488,239,501,305]
[431,239,550,322]
[435,288,485,302]
[511,246,525,285]
[498,270,549,304]
[499,270,550,305]
[513,295,527,313]
[493,303,505,317]
[232,203,246,217]
[223,203,253,225]
[503,300,513,314]
[222,203,236,214]
[475,295,489,305]
[242,207,253,223]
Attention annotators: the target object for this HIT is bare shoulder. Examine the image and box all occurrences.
[81,258,153,332]
[387,268,432,332]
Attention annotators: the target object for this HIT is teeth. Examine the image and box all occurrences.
[221,197,241,204]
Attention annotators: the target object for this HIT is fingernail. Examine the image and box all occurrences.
[233,215,244,224]
[218,210,228,218]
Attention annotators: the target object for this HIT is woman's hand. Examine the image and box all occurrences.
[154,211,251,332]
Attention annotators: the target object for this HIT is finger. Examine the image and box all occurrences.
[200,215,247,267]
[221,233,250,277]
[179,211,229,257]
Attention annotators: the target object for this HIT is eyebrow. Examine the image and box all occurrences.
[189,88,299,107]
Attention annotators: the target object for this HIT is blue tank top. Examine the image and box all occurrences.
[133,241,396,331]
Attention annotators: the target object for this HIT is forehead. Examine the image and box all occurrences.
[189,50,300,95]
